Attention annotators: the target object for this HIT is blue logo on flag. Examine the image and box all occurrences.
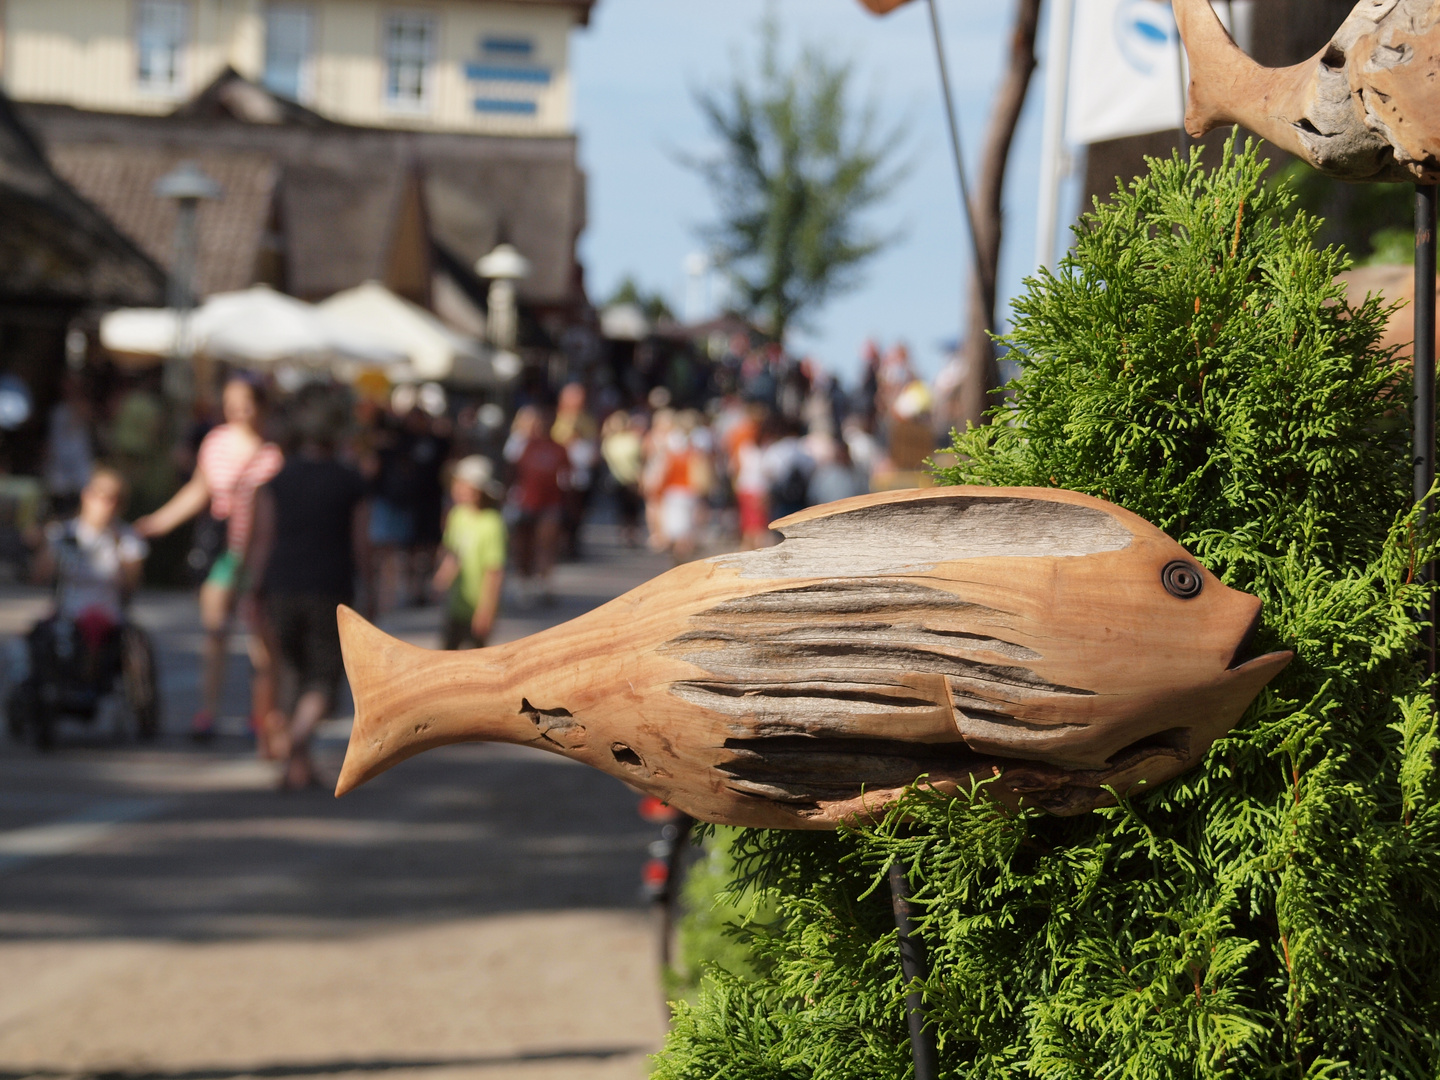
[1113,0,1176,75]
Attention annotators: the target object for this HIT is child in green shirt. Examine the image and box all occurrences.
[432,456,506,650]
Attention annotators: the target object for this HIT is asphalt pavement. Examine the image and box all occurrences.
[0,526,678,1080]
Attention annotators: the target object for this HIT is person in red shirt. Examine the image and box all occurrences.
[509,405,569,606]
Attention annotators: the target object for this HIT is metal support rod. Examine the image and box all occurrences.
[924,0,986,300]
[1415,184,1437,679]
[888,861,939,1080]
[1035,0,1075,271]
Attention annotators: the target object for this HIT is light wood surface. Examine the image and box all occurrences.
[335,487,1291,828]
[1174,0,1440,184]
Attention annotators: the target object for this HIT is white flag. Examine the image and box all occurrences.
[1066,0,1187,145]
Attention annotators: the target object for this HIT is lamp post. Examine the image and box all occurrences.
[155,161,221,403]
[476,242,531,365]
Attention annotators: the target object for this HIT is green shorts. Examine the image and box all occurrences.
[205,550,246,591]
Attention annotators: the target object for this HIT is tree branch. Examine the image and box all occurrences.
[956,0,1043,431]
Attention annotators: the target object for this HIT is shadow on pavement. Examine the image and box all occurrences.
[0,1046,648,1079]
[0,742,655,942]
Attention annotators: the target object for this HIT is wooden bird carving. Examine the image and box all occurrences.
[1174,0,1440,183]
[334,487,1291,829]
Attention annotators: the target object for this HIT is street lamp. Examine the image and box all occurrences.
[155,161,221,402]
[475,242,531,357]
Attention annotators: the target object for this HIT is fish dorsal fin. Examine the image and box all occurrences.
[713,487,1134,580]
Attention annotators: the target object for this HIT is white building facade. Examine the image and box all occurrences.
[1,0,589,136]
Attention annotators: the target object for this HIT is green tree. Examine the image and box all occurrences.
[686,18,907,340]
[606,275,675,324]
[655,137,1440,1078]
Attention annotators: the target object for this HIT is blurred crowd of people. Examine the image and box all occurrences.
[6,330,958,786]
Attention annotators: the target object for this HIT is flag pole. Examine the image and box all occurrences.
[1035,0,1076,270]
[924,0,986,292]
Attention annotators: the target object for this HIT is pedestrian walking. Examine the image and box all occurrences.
[432,455,506,650]
[135,374,283,745]
[404,407,450,607]
[599,411,644,547]
[365,407,417,613]
[246,389,369,791]
[654,411,712,564]
[508,406,568,605]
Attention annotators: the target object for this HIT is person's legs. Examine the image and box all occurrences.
[245,601,283,759]
[441,612,473,651]
[196,576,235,739]
[281,595,343,789]
[511,514,536,602]
[283,689,329,789]
[533,509,561,601]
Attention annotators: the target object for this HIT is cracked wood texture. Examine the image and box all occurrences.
[1175,0,1440,183]
[333,488,1292,829]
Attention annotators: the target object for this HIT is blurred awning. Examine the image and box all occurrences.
[317,281,507,388]
[100,285,404,369]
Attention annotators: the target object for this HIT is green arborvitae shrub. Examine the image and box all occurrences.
[653,136,1440,1079]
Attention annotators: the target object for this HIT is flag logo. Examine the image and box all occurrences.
[1114,0,1177,76]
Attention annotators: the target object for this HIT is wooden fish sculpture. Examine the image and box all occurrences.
[334,487,1291,828]
[1174,0,1440,183]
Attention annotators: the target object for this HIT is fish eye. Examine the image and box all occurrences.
[1162,561,1203,599]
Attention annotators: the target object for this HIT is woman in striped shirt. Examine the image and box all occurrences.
[136,375,283,744]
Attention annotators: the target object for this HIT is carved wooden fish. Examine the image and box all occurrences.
[1175,0,1440,183]
[334,487,1291,828]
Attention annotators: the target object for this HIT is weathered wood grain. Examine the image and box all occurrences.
[334,487,1292,828]
[1175,0,1440,183]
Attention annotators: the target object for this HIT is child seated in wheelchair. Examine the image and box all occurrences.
[8,467,152,744]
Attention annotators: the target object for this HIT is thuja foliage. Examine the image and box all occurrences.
[652,137,1440,1078]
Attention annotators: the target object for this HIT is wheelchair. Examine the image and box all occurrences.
[5,610,160,749]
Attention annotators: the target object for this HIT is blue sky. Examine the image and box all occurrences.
[570,0,1078,384]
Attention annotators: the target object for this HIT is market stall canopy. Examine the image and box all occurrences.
[99,285,404,368]
[317,281,503,388]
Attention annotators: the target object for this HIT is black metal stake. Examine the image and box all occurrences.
[888,861,939,1080]
[1416,184,1437,682]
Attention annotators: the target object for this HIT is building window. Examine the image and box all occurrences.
[474,98,538,115]
[136,0,187,93]
[482,36,532,56]
[264,4,312,102]
[464,64,550,84]
[385,13,435,109]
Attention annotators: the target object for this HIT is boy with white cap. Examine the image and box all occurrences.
[433,455,506,649]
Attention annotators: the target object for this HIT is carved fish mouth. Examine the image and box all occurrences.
[1226,603,1265,671]
[1225,603,1291,676]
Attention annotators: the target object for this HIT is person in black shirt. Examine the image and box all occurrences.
[248,388,369,790]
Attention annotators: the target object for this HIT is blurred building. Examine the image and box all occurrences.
[1,0,589,135]
[0,0,594,344]
[0,90,162,474]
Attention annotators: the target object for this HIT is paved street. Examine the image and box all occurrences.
[0,529,678,1080]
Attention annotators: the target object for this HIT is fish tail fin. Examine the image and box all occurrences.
[1172,0,1257,136]
[333,605,516,797]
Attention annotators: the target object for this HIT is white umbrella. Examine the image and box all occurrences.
[196,286,402,366]
[100,286,404,368]
[317,281,504,387]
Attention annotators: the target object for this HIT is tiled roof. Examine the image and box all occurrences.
[46,144,278,298]
[24,83,587,311]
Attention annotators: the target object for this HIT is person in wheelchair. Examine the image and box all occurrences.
[7,467,158,746]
